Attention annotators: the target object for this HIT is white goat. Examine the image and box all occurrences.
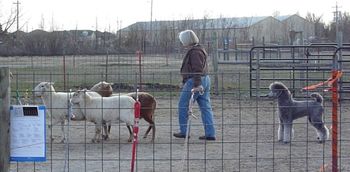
[33,82,81,143]
[71,89,135,143]
[90,81,113,139]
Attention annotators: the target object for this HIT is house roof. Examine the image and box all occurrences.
[274,15,292,21]
[121,14,304,32]
[122,16,272,31]
[205,16,270,29]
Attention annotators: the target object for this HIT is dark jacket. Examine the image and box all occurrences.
[180,44,208,87]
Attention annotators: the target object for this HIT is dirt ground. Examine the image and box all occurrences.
[9,94,350,172]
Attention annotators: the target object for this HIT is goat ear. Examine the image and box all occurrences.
[102,81,109,86]
[48,82,55,85]
[43,82,50,86]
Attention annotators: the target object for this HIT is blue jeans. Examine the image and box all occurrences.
[178,75,215,137]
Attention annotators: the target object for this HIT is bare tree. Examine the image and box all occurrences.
[38,14,45,30]
[0,8,16,35]
[200,14,210,44]
[340,12,350,42]
[124,24,145,51]
[272,11,280,18]
[328,11,350,43]
[305,12,325,38]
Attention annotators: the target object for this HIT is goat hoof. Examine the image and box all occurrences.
[102,135,109,140]
[317,137,325,143]
[318,139,325,144]
[92,139,100,143]
[56,137,65,143]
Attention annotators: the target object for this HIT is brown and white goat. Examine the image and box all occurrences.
[91,81,157,142]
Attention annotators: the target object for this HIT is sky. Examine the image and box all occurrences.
[1,0,349,32]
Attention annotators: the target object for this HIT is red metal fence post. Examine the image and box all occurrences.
[331,70,338,172]
[131,90,141,172]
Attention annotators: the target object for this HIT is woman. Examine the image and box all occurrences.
[173,30,216,141]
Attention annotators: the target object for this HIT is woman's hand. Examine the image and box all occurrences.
[191,85,204,95]
[178,82,184,89]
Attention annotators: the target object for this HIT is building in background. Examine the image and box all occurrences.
[121,14,315,51]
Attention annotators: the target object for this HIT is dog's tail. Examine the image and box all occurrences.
[310,93,323,103]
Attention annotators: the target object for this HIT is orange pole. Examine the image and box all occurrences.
[331,70,338,172]
[130,95,141,172]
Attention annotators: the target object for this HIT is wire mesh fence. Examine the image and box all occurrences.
[2,48,350,172]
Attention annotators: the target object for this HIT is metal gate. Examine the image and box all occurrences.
[249,45,350,171]
[249,45,350,99]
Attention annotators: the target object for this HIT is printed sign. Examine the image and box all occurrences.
[10,105,46,162]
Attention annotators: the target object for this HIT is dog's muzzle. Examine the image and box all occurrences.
[259,94,269,98]
[267,91,282,98]
[267,92,275,98]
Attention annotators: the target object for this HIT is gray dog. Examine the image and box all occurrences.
[268,82,329,143]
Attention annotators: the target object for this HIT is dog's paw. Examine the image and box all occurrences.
[283,140,291,144]
[317,137,326,143]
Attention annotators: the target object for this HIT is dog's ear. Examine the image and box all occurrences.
[272,83,287,92]
[269,82,286,97]
[274,84,284,91]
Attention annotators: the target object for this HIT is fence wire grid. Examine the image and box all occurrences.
[2,47,350,172]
